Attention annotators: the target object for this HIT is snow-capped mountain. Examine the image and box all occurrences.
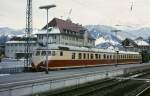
[134,37,149,46]
[0,27,39,44]
[0,27,25,44]
[86,25,123,50]
[0,25,149,50]
[86,25,150,50]
[0,27,25,37]
[114,25,150,40]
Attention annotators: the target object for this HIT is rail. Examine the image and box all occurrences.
[136,86,150,96]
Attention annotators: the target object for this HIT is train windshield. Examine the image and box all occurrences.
[36,51,40,56]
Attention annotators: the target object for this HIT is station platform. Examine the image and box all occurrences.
[0,63,150,96]
[0,63,149,84]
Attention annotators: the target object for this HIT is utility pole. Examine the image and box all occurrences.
[25,0,33,71]
[39,5,56,74]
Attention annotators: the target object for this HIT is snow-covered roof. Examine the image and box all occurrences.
[36,27,61,35]
[38,44,139,54]
[6,41,36,44]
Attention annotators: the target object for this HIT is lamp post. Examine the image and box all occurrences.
[39,5,56,74]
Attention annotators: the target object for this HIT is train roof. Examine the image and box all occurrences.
[37,44,139,55]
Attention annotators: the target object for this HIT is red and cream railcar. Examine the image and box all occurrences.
[31,44,142,70]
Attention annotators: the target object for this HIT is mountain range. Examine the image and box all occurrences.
[0,25,149,50]
[86,25,150,50]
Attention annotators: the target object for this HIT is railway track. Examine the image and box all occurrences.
[37,69,150,96]
[38,79,149,96]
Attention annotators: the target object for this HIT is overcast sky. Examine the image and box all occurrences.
[1,0,150,29]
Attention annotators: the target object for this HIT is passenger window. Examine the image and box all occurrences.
[87,53,89,59]
[83,53,86,59]
[78,53,82,59]
[107,55,109,59]
[72,53,76,59]
[110,55,112,59]
[99,54,101,59]
[103,54,106,59]
[91,54,93,59]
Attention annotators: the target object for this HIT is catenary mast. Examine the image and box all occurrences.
[25,0,32,70]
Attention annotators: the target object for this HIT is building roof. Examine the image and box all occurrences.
[42,18,85,33]
[41,18,95,40]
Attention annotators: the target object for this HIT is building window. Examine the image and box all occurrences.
[48,51,51,56]
[53,35,56,39]
[52,51,56,56]
[60,51,63,56]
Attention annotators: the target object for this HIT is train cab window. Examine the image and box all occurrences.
[36,51,40,56]
[78,53,82,59]
[41,51,46,56]
[60,51,63,56]
[52,51,56,56]
[72,53,76,59]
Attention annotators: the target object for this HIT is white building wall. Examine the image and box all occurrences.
[5,41,38,58]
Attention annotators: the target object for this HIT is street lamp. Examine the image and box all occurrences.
[39,5,56,74]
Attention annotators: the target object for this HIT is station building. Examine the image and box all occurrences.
[36,18,95,47]
[4,18,95,58]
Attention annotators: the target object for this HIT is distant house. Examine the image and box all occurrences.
[36,18,95,47]
[122,37,150,52]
